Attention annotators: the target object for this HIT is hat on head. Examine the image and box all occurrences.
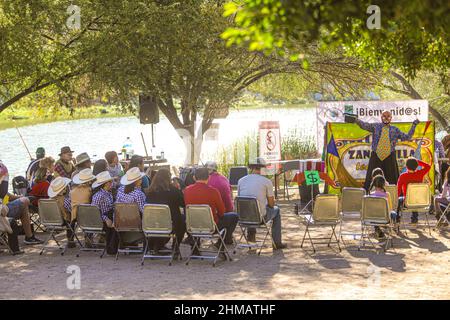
[92,171,113,189]
[120,167,145,186]
[248,157,267,168]
[72,168,96,185]
[205,161,218,171]
[35,147,45,158]
[48,177,72,198]
[75,152,91,166]
[59,146,74,156]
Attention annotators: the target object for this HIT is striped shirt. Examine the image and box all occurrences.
[115,185,146,213]
[92,188,114,222]
[63,195,72,214]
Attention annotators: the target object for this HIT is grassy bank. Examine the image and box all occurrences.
[0,105,133,131]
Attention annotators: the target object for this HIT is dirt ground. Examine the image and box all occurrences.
[1,200,449,300]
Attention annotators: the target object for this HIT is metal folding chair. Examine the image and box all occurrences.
[340,187,365,243]
[281,160,299,200]
[185,205,232,267]
[434,196,450,231]
[300,194,341,253]
[359,196,395,252]
[76,204,106,258]
[229,167,248,188]
[234,196,275,255]
[399,183,432,235]
[114,203,144,260]
[385,185,398,212]
[0,222,12,254]
[141,204,181,266]
[38,199,82,255]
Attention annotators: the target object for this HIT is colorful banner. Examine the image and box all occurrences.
[326,121,435,194]
[317,100,429,154]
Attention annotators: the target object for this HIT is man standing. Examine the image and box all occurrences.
[237,157,286,249]
[54,146,75,179]
[25,147,45,184]
[205,161,234,213]
[349,111,419,191]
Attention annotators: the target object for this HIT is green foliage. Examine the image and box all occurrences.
[222,0,449,78]
[281,129,318,160]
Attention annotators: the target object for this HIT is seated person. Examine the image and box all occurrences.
[184,167,238,247]
[71,153,92,178]
[105,151,124,188]
[91,171,118,255]
[54,146,75,179]
[0,204,24,255]
[397,157,431,224]
[115,167,146,245]
[26,147,45,185]
[93,159,108,176]
[434,167,450,225]
[29,167,50,207]
[39,156,56,183]
[370,175,398,238]
[128,155,151,193]
[47,176,75,247]
[0,161,42,245]
[206,161,234,213]
[238,158,286,249]
[146,169,186,254]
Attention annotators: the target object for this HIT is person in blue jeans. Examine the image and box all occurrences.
[237,157,286,250]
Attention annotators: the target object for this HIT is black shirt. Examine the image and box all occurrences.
[146,186,185,221]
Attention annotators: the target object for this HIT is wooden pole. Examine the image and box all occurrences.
[141,132,149,157]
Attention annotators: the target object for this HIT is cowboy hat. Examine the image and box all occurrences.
[120,167,145,186]
[72,168,96,185]
[75,152,91,166]
[48,177,72,198]
[248,157,267,168]
[59,146,74,156]
[92,171,113,189]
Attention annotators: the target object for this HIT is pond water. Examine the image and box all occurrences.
[0,106,317,181]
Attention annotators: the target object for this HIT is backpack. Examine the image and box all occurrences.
[12,176,29,196]
[179,167,197,188]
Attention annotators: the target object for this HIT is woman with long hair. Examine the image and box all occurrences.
[146,169,186,254]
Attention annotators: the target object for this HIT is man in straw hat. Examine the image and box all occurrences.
[54,146,75,179]
[47,176,74,246]
[91,171,118,255]
[237,157,287,249]
[70,168,95,224]
[72,152,92,179]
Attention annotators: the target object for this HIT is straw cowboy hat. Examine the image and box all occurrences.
[75,152,91,166]
[92,171,113,189]
[120,167,145,186]
[72,168,96,185]
[48,177,72,198]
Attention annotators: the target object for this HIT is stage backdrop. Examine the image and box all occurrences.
[326,121,435,195]
[317,100,429,154]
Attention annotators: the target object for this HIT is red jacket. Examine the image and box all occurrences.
[397,160,431,197]
[29,181,50,206]
[184,182,225,223]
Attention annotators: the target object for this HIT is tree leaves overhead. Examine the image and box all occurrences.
[222,0,450,78]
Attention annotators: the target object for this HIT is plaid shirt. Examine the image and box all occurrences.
[92,188,114,222]
[54,161,74,179]
[356,120,417,153]
[115,185,146,213]
[63,194,72,214]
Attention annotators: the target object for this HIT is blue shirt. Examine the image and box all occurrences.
[356,120,417,153]
[115,185,146,213]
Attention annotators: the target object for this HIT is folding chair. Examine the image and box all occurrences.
[300,194,341,253]
[234,196,275,255]
[229,167,248,187]
[141,204,182,266]
[281,160,299,200]
[76,204,106,258]
[399,183,432,235]
[114,203,144,260]
[185,205,232,267]
[340,187,365,243]
[0,223,12,254]
[359,196,395,252]
[434,197,450,231]
[38,199,82,255]
[385,185,398,212]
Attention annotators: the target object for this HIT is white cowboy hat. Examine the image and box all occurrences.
[120,167,145,186]
[92,171,113,189]
[48,177,72,198]
[72,168,96,185]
